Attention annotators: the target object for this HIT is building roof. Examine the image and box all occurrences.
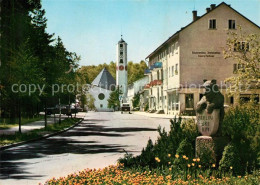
[91,68,116,90]
[118,38,126,44]
[145,2,260,59]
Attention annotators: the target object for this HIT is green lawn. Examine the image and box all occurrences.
[0,118,81,146]
[0,115,45,130]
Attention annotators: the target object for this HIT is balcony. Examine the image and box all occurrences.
[153,62,162,68]
[144,69,151,75]
[150,80,163,87]
[144,84,151,89]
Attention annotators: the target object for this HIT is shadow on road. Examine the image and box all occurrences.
[0,119,157,180]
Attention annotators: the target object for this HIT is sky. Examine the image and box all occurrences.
[41,0,260,66]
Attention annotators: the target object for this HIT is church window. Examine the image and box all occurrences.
[120,59,123,63]
[98,93,105,100]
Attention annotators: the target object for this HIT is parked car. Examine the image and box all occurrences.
[121,103,131,114]
[45,104,79,115]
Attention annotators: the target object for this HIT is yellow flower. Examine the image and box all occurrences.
[238,176,241,178]
[169,168,172,171]
[168,154,171,157]
[168,162,171,165]
[230,166,233,170]
[185,157,189,160]
[198,165,202,168]
[197,158,200,162]
[192,163,195,166]
[212,164,216,168]
[187,164,191,168]
[182,155,186,159]
[193,158,196,162]
[175,154,179,158]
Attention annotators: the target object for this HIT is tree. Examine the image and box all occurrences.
[86,94,95,110]
[127,61,147,84]
[224,27,260,99]
[132,92,140,108]
[0,0,80,129]
[107,88,122,110]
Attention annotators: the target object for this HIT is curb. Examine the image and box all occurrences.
[0,118,84,151]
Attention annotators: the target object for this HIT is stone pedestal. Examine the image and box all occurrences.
[195,136,216,164]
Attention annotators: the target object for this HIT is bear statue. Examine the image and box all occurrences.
[196,79,224,135]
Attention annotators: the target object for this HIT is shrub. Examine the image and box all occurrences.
[219,142,243,175]
[221,103,259,172]
[119,117,199,169]
[175,138,193,158]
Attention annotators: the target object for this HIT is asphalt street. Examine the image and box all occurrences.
[0,111,170,185]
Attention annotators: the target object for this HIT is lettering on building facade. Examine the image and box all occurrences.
[192,51,221,58]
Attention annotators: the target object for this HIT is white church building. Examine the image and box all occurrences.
[89,68,116,112]
[87,37,129,111]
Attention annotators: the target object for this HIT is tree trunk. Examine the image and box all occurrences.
[44,101,47,128]
[18,100,21,133]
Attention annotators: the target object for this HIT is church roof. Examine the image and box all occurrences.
[91,68,116,90]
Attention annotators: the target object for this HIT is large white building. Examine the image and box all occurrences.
[127,76,149,110]
[144,2,260,115]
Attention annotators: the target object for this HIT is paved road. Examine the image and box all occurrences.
[0,112,170,185]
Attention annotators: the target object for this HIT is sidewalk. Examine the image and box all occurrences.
[132,111,196,119]
[0,112,86,135]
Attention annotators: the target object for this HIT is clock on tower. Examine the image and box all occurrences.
[116,36,128,102]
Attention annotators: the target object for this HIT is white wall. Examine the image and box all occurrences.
[89,86,114,112]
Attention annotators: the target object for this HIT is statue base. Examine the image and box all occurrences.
[195,136,216,164]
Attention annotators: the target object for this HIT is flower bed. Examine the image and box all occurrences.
[45,164,259,185]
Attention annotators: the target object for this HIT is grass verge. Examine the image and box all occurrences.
[0,115,45,130]
[0,118,80,146]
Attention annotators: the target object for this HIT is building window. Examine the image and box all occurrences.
[175,64,178,75]
[120,44,123,48]
[234,42,249,52]
[233,64,237,73]
[120,59,123,63]
[209,19,216,29]
[230,96,234,104]
[185,94,194,109]
[199,93,204,100]
[172,66,174,77]
[228,20,236,29]
[100,104,103,108]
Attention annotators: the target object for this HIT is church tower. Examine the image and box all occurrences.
[116,36,128,102]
